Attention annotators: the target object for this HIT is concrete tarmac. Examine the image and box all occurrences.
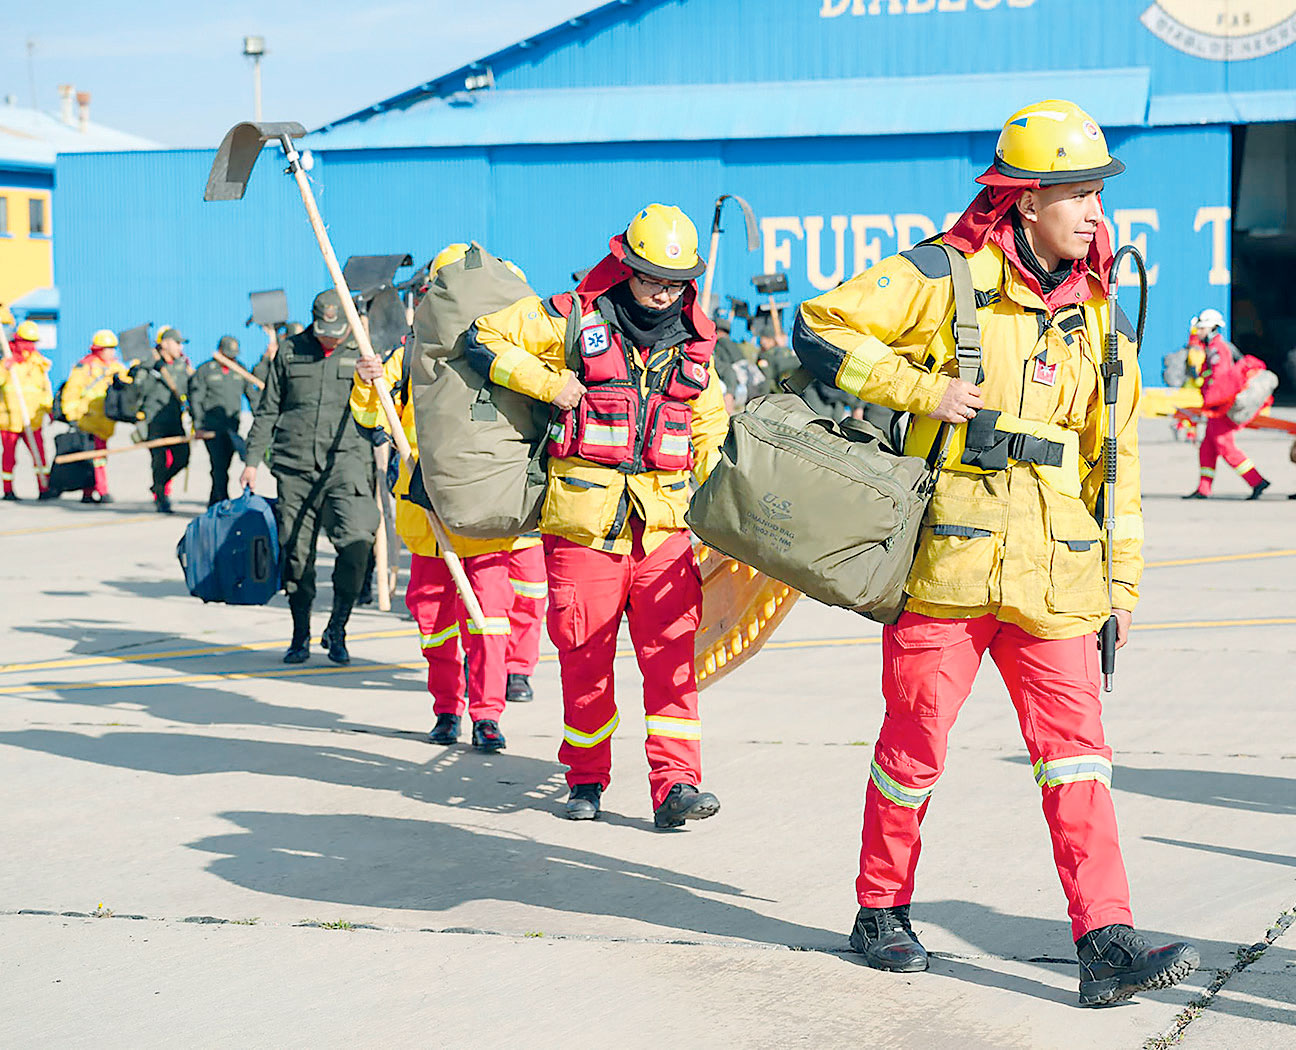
[0,418,1292,1049]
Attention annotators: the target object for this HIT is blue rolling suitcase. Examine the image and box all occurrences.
[176,488,280,605]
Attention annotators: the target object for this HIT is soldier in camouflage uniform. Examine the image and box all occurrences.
[134,326,194,514]
[241,291,378,665]
[190,335,257,505]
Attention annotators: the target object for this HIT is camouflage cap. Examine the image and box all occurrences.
[157,326,188,344]
[217,335,240,356]
[311,289,350,339]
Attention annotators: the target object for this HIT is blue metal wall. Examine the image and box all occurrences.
[54,124,1227,383]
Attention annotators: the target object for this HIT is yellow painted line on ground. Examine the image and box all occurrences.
[0,514,156,538]
[3,618,1291,695]
[0,628,419,675]
[1146,548,1296,569]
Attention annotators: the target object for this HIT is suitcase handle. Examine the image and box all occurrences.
[251,536,270,582]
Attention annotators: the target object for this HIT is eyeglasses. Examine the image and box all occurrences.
[631,273,688,299]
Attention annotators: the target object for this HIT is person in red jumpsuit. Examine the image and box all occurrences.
[1183,309,1269,500]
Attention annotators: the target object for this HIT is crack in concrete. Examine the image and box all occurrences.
[0,906,1078,965]
[1142,904,1294,1049]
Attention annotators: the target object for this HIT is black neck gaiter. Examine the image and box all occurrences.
[604,280,689,353]
[1012,212,1075,296]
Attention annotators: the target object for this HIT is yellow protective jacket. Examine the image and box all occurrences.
[62,353,129,440]
[0,351,54,432]
[467,293,729,555]
[794,239,1143,640]
[349,344,537,559]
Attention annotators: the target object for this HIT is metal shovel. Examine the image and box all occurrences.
[204,122,487,630]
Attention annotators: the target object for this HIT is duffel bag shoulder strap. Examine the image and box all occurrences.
[925,243,984,471]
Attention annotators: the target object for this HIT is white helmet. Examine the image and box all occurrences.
[1197,308,1225,333]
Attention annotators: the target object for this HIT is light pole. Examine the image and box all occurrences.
[242,36,265,121]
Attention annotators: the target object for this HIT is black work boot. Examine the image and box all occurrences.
[1076,924,1199,1007]
[3,491,19,501]
[284,598,312,664]
[471,719,506,753]
[320,599,354,665]
[849,905,929,973]
[653,783,720,829]
[154,493,174,514]
[1248,479,1271,500]
[565,783,602,820]
[505,673,534,703]
[427,713,461,745]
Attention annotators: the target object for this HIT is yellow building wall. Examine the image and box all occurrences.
[0,187,54,306]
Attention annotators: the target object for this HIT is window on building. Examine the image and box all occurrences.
[0,196,8,235]
[29,197,47,237]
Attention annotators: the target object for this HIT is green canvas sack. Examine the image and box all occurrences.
[686,243,979,624]
[411,243,576,538]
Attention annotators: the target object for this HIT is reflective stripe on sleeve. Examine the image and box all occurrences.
[837,348,878,395]
[1113,513,1144,542]
[564,712,620,748]
[869,761,933,810]
[645,715,702,741]
[1032,754,1112,790]
[419,624,460,650]
[489,347,535,388]
[510,578,548,600]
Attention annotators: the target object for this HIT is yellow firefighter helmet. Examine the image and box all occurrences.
[623,204,707,281]
[15,320,40,342]
[91,329,119,349]
[431,243,470,276]
[993,100,1124,185]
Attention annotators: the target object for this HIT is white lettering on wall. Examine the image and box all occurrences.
[805,215,851,290]
[760,208,1227,292]
[850,215,895,272]
[820,0,1034,15]
[896,213,938,252]
[761,217,804,274]
[1113,209,1161,286]
[1193,206,1232,286]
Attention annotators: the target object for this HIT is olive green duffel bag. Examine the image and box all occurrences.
[685,393,942,624]
[686,242,982,624]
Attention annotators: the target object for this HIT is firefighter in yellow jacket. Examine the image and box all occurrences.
[1,321,54,499]
[793,101,1198,1005]
[62,330,130,502]
[351,244,542,753]
[468,205,729,828]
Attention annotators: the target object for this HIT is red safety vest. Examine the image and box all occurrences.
[547,300,714,473]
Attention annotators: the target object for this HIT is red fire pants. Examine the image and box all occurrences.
[405,550,514,724]
[85,436,109,498]
[1197,416,1264,493]
[544,521,703,808]
[858,612,1133,941]
[506,544,547,675]
[2,427,49,494]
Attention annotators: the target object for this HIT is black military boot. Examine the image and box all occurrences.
[284,597,311,664]
[1076,924,1199,1007]
[471,719,506,753]
[849,905,929,973]
[320,598,354,665]
[653,784,720,829]
[427,713,461,745]
[565,783,602,820]
[505,673,534,703]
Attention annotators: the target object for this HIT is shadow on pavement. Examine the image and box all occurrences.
[188,809,840,948]
[1144,836,1296,869]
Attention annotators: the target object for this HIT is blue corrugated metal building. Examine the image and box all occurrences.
[52,0,1296,384]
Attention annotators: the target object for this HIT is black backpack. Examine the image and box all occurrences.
[103,368,145,423]
[49,380,70,424]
